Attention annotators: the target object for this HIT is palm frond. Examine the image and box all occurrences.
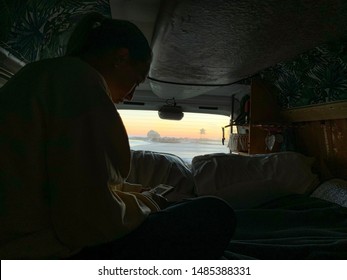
[307,61,347,102]
[275,73,303,108]
[2,0,112,61]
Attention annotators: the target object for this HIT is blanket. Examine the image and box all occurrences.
[226,195,347,259]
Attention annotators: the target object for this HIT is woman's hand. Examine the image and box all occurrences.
[141,191,170,210]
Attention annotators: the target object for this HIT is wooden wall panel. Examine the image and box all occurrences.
[294,119,347,180]
[248,78,283,154]
[281,101,347,122]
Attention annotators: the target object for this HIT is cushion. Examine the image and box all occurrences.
[127,150,196,201]
[191,152,319,208]
[311,178,347,207]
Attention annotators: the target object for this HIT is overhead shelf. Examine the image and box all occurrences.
[280,101,347,122]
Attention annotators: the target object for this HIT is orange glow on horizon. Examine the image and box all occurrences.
[118,110,231,140]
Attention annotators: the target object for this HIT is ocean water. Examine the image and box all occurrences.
[129,138,229,162]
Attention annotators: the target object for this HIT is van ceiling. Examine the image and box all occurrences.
[111,0,347,99]
[1,0,347,101]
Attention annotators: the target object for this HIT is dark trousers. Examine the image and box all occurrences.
[70,196,236,260]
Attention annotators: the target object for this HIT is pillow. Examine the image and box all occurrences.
[311,178,347,207]
[126,150,196,201]
[191,152,319,208]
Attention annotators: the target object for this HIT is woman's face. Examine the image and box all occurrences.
[111,59,150,103]
[83,48,152,103]
[101,49,151,104]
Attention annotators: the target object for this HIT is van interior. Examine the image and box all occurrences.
[1,0,347,259]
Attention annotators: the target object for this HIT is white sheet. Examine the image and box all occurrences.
[127,150,196,201]
[191,152,319,208]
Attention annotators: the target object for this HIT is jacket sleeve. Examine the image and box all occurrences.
[44,59,155,251]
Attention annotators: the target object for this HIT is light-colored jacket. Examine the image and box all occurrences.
[0,57,158,259]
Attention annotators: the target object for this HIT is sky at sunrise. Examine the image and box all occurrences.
[118,110,231,140]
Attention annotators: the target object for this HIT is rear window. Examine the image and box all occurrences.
[118,110,231,162]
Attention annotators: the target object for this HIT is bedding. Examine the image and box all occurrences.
[191,152,319,208]
[225,194,347,259]
[127,150,196,201]
[311,178,347,207]
[128,150,347,259]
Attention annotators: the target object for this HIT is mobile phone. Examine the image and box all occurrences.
[149,184,174,196]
